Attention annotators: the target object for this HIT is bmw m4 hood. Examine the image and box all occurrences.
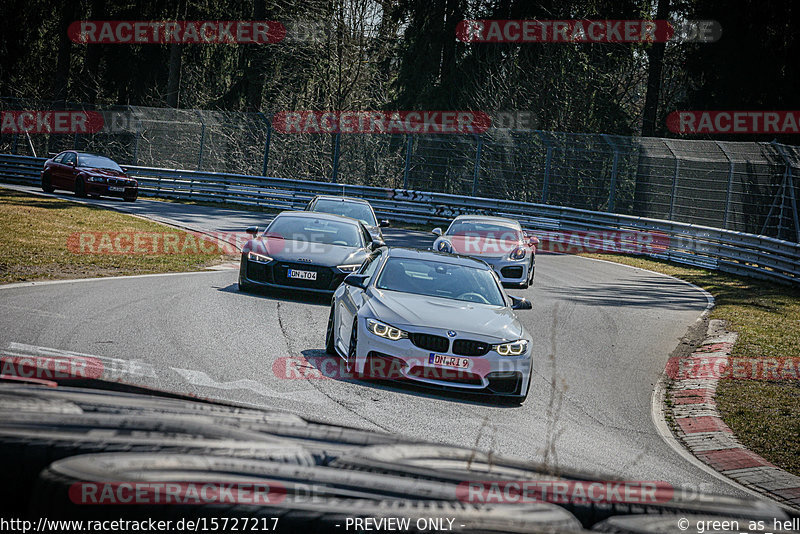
[254,238,367,267]
[366,289,525,342]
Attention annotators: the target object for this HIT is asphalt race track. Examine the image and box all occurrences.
[0,185,749,500]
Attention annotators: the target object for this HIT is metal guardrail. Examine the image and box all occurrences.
[2,153,799,286]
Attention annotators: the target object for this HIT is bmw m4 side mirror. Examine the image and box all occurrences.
[343,274,369,289]
[245,226,259,237]
[509,296,532,310]
[431,228,443,236]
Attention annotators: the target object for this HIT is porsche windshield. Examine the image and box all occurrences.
[313,199,377,227]
[266,216,362,247]
[375,258,505,306]
[446,221,522,241]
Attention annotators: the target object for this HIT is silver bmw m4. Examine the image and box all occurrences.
[326,247,534,403]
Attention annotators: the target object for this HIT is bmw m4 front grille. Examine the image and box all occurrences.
[409,333,449,352]
[452,339,490,356]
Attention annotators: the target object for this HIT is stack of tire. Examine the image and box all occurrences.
[0,383,795,533]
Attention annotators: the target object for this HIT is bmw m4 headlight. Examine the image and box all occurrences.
[436,240,453,253]
[337,264,361,273]
[494,339,528,356]
[247,251,272,263]
[509,247,527,260]
[366,319,408,340]
[87,176,106,183]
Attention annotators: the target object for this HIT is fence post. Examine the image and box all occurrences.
[664,140,680,220]
[471,135,483,196]
[258,113,271,177]
[132,120,141,166]
[716,141,735,229]
[770,141,800,242]
[402,135,412,189]
[331,132,340,183]
[196,121,206,170]
[601,134,619,212]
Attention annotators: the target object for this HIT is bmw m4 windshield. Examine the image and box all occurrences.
[375,258,505,306]
[313,199,377,227]
[267,216,362,247]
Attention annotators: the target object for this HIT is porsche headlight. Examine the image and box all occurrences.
[494,339,528,356]
[436,240,453,253]
[337,264,361,273]
[247,251,272,263]
[367,319,408,340]
[509,247,526,260]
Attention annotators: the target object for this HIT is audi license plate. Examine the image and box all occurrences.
[287,269,317,280]
[109,186,125,192]
[428,353,470,369]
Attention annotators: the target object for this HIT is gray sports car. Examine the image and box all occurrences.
[326,247,534,402]
[238,211,381,294]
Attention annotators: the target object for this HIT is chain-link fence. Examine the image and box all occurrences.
[2,98,798,242]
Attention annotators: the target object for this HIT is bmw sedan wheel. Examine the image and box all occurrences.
[325,305,337,355]
[41,172,54,193]
[74,177,87,198]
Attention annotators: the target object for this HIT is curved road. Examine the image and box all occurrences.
[0,186,745,500]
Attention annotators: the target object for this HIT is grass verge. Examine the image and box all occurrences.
[582,253,800,476]
[0,189,233,284]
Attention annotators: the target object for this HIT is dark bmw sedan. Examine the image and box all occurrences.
[238,211,379,294]
[41,151,138,202]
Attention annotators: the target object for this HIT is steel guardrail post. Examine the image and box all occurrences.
[771,141,800,243]
[331,132,340,183]
[664,140,680,220]
[716,141,735,229]
[472,134,483,197]
[602,134,619,212]
[403,134,412,189]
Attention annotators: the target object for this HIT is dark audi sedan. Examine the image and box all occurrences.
[41,151,138,202]
[238,211,380,295]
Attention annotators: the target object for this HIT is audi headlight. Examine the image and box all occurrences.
[367,319,408,340]
[509,247,526,260]
[436,240,453,253]
[337,264,361,273]
[247,251,272,263]
[494,339,528,356]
